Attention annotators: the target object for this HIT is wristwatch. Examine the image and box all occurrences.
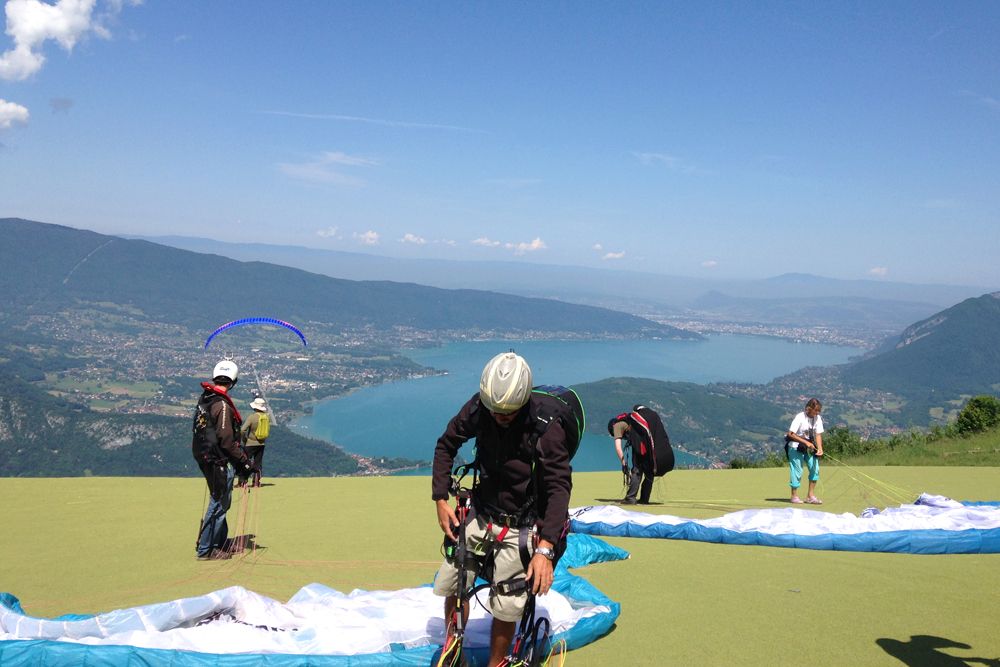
[533,546,555,560]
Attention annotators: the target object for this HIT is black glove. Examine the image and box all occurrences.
[621,463,629,475]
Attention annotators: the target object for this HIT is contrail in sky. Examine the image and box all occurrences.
[260,110,483,133]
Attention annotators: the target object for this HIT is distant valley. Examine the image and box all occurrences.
[2,217,999,474]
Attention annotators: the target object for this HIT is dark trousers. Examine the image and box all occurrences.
[626,460,654,504]
[239,445,265,486]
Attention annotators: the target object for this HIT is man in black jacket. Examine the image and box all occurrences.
[431,352,572,667]
[191,359,256,560]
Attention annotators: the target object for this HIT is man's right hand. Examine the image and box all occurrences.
[436,499,458,541]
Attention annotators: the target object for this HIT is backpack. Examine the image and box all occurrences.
[530,385,586,460]
[192,396,219,458]
[609,405,675,477]
[630,405,674,477]
[191,388,242,462]
[254,412,270,441]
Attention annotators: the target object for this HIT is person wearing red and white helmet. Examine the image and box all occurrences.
[431,352,573,667]
[191,359,256,560]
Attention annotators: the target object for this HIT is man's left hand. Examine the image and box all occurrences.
[526,554,554,595]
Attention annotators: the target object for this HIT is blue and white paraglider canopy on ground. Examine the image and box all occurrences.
[0,534,624,666]
[570,493,1000,554]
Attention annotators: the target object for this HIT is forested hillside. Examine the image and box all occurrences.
[0,371,360,477]
[840,293,1000,422]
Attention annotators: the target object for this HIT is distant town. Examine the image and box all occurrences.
[655,315,886,350]
[22,304,918,466]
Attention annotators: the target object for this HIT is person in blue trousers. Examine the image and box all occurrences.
[191,359,257,560]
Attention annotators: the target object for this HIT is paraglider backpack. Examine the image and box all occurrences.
[253,412,270,441]
[529,384,586,460]
[611,405,675,477]
[192,388,242,461]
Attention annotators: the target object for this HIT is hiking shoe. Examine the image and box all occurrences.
[197,548,232,561]
[790,497,804,504]
[806,496,823,505]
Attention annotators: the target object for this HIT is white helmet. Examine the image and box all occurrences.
[479,352,532,414]
[212,359,239,384]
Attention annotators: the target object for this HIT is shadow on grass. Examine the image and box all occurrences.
[224,533,266,553]
[594,498,664,506]
[876,635,1000,666]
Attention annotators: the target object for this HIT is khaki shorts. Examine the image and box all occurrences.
[432,513,530,623]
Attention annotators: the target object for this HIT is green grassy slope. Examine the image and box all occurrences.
[823,423,1000,468]
[2,469,998,666]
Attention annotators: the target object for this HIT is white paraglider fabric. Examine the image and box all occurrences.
[2,584,581,655]
[0,533,625,664]
[569,493,1000,554]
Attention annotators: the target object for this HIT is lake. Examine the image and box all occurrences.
[290,335,863,472]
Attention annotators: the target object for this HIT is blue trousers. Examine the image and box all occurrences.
[197,461,234,556]
[788,447,819,489]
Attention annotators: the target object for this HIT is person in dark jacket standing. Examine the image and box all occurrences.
[191,359,257,560]
[431,352,572,667]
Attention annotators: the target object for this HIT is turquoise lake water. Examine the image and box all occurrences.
[290,335,862,472]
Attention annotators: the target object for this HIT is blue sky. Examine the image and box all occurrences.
[1,1,998,287]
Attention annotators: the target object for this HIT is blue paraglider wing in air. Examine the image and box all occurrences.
[204,318,307,349]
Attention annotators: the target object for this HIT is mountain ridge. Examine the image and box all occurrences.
[0,217,693,339]
[136,233,990,309]
[841,292,1000,399]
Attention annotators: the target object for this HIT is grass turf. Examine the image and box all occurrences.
[2,465,998,666]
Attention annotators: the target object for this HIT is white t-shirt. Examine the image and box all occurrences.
[788,412,824,450]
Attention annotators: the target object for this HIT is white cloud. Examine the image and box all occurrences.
[701,260,719,269]
[278,151,377,187]
[315,226,339,238]
[0,0,139,82]
[473,236,547,255]
[400,233,426,245]
[868,267,889,277]
[592,243,603,251]
[602,251,625,260]
[959,90,1000,112]
[632,151,706,174]
[439,239,456,246]
[353,230,379,246]
[0,98,30,128]
[633,152,681,168]
[505,238,546,255]
[317,151,379,167]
